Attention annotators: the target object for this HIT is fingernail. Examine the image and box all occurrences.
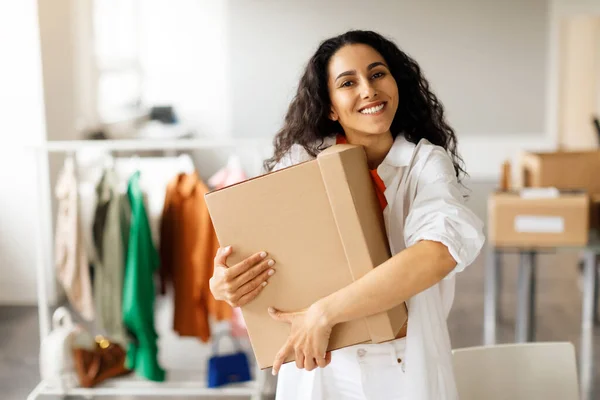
[268,259,275,266]
[268,307,274,313]
[225,245,232,251]
[262,281,267,287]
[268,269,275,276]
[272,369,277,376]
[260,251,267,258]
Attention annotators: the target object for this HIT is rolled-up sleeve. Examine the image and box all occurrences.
[403,148,485,278]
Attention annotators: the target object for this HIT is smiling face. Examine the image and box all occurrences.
[327,43,399,141]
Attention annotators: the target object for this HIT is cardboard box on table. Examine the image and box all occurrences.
[488,190,590,248]
[518,150,600,230]
[519,150,600,193]
[205,144,408,369]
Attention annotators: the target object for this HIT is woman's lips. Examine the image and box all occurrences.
[359,101,386,116]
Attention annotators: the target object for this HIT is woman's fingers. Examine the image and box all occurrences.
[234,279,268,307]
[226,251,269,279]
[272,343,292,375]
[236,267,274,296]
[213,245,232,267]
[232,257,275,288]
[294,349,304,369]
[315,353,328,368]
[304,355,317,371]
[325,351,332,366]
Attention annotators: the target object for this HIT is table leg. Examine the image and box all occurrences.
[594,261,599,324]
[496,251,503,322]
[529,252,537,342]
[484,249,500,345]
[516,251,534,343]
[580,251,595,400]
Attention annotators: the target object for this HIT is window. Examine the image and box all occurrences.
[93,0,142,123]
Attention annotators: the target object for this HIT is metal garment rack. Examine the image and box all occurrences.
[27,138,272,400]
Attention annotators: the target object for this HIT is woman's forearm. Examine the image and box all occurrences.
[316,240,457,326]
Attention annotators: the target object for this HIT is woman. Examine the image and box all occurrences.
[210,30,485,399]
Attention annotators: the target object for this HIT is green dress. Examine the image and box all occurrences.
[122,171,165,381]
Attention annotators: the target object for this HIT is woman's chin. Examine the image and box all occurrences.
[360,126,393,137]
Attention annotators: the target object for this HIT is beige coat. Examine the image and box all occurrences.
[54,157,94,320]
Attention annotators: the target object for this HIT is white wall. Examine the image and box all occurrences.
[227,0,551,179]
[0,0,50,304]
[558,16,600,149]
[138,0,231,138]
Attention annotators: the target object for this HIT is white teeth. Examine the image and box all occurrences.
[360,103,385,114]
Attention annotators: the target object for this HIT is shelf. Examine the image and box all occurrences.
[27,138,272,152]
[27,369,262,399]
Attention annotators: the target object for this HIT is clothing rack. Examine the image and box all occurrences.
[27,138,272,400]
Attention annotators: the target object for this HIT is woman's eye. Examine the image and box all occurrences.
[341,81,354,88]
[372,72,385,79]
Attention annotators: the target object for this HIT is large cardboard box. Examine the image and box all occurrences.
[205,144,408,369]
[488,191,590,248]
[519,150,600,194]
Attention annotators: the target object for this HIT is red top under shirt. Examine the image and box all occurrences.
[336,135,388,211]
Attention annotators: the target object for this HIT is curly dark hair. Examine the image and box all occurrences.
[264,30,466,181]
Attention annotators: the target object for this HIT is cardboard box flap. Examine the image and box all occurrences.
[317,145,408,343]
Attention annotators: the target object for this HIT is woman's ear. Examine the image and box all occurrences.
[329,108,338,122]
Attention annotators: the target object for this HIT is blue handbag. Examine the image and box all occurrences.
[207,332,251,388]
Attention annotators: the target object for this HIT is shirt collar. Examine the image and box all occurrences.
[381,135,416,168]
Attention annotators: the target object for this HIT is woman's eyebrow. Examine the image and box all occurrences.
[367,61,387,70]
[335,61,388,81]
[335,70,356,81]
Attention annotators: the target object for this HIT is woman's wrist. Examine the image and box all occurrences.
[312,296,339,328]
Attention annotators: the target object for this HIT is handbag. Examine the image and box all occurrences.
[207,332,252,388]
[72,335,131,388]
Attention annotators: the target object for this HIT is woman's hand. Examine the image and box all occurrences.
[210,246,276,307]
[268,302,334,376]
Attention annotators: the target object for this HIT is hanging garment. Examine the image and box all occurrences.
[207,154,247,189]
[91,168,130,345]
[159,172,232,342]
[122,171,165,382]
[54,157,94,321]
[274,135,485,400]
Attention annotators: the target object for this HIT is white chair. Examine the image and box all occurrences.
[452,342,579,400]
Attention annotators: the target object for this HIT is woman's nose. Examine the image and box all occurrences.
[360,80,377,99]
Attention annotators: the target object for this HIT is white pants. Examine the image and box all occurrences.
[276,339,407,400]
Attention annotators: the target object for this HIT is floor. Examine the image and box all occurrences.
[3,181,600,399]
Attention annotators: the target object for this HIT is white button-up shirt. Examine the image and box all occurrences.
[274,135,485,399]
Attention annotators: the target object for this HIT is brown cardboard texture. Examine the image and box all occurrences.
[205,144,408,369]
[488,192,589,248]
[519,150,600,194]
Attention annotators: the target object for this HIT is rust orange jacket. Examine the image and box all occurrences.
[159,172,232,341]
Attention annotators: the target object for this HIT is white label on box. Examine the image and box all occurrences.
[514,215,565,233]
[519,187,560,199]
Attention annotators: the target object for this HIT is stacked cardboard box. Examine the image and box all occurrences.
[489,150,600,248]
